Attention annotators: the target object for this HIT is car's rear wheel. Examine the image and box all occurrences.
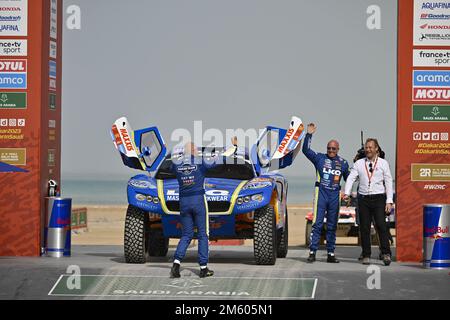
[305,220,312,247]
[277,209,288,258]
[254,204,277,265]
[148,228,169,257]
[124,205,149,263]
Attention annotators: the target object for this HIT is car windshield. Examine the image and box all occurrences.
[155,155,256,180]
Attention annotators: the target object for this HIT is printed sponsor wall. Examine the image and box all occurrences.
[0,0,62,256]
[397,0,450,262]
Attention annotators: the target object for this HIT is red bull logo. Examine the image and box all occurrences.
[56,217,70,226]
[425,225,449,239]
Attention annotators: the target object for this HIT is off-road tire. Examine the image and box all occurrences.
[148,229,169,257]
[124,205,149,263]
[277,210,288,258]
[305,221,312,247]
[254,205,277,265]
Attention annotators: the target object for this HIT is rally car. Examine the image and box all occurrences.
[305,193,396,246]
[110,116,306,265]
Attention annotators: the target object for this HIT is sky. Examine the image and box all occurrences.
[61,0,398,181]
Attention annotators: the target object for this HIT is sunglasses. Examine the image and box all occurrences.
[369,162,373,173]
[327,147,337,151]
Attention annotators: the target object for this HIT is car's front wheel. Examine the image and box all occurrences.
[254,204,277,265]
[124,205,149,263]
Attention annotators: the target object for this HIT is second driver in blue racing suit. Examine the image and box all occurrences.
[169,142,220,278]
[302,123,349,263]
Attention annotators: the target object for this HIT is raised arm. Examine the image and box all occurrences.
[302,123,318,164]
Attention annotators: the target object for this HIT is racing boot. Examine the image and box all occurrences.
[382,254,391,266]
[199,267,214,278]
[327,252,340,263]
[170,263,181,278]
[307,251,316,263]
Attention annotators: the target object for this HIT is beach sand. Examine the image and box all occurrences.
[71,204,359,247]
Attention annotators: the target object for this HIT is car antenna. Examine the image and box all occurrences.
[360,130,364,149]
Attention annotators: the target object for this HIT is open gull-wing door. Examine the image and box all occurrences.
[251,116,306,174]
[110,117,167,172]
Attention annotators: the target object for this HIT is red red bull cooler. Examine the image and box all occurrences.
[44,197,72,258]
[423,204,450,269]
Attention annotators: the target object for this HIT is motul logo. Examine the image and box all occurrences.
[120,128,134,151]
[0,59,26,72]
[278,128,294,153]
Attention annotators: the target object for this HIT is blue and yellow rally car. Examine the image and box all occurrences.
[111,116,306,265]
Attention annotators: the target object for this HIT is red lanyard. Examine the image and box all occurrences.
[364,157,378,187]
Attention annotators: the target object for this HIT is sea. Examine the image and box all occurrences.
[61,176,317,206]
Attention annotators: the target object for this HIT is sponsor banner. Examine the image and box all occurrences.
[48,149,55,167]
[50,0,57,39]
[49,60,56,79]
[0,92,26,109]
[0,148,26,165]
[413,49,450,67]
[412,105,450,122]
[413,70,450,87]
[49,93,56,110]
[49,78,56,91]
[414,1,450,45]
[413,87,450,101]
[0,72,26,89]
[0,0,28,36]
[411,163,450,181]
[49,40,56,59]
[0,59,26,72]
[0,39,27,56]
[0,59,27,89]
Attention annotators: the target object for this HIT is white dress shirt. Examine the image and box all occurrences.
[344,156,394,203]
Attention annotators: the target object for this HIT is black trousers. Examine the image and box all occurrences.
[358,194,391,257]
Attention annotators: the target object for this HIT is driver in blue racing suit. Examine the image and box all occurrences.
[170,142,221,278]
[302,123,350,263]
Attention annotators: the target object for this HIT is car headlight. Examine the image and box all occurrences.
[251,194,263,202]
[136,194,146,201]
[146,195,153,202]
[237,197,243,205]
[152,197,160,204]
[244,196,250,203]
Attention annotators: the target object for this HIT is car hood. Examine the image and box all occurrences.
[159,178,248,202]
